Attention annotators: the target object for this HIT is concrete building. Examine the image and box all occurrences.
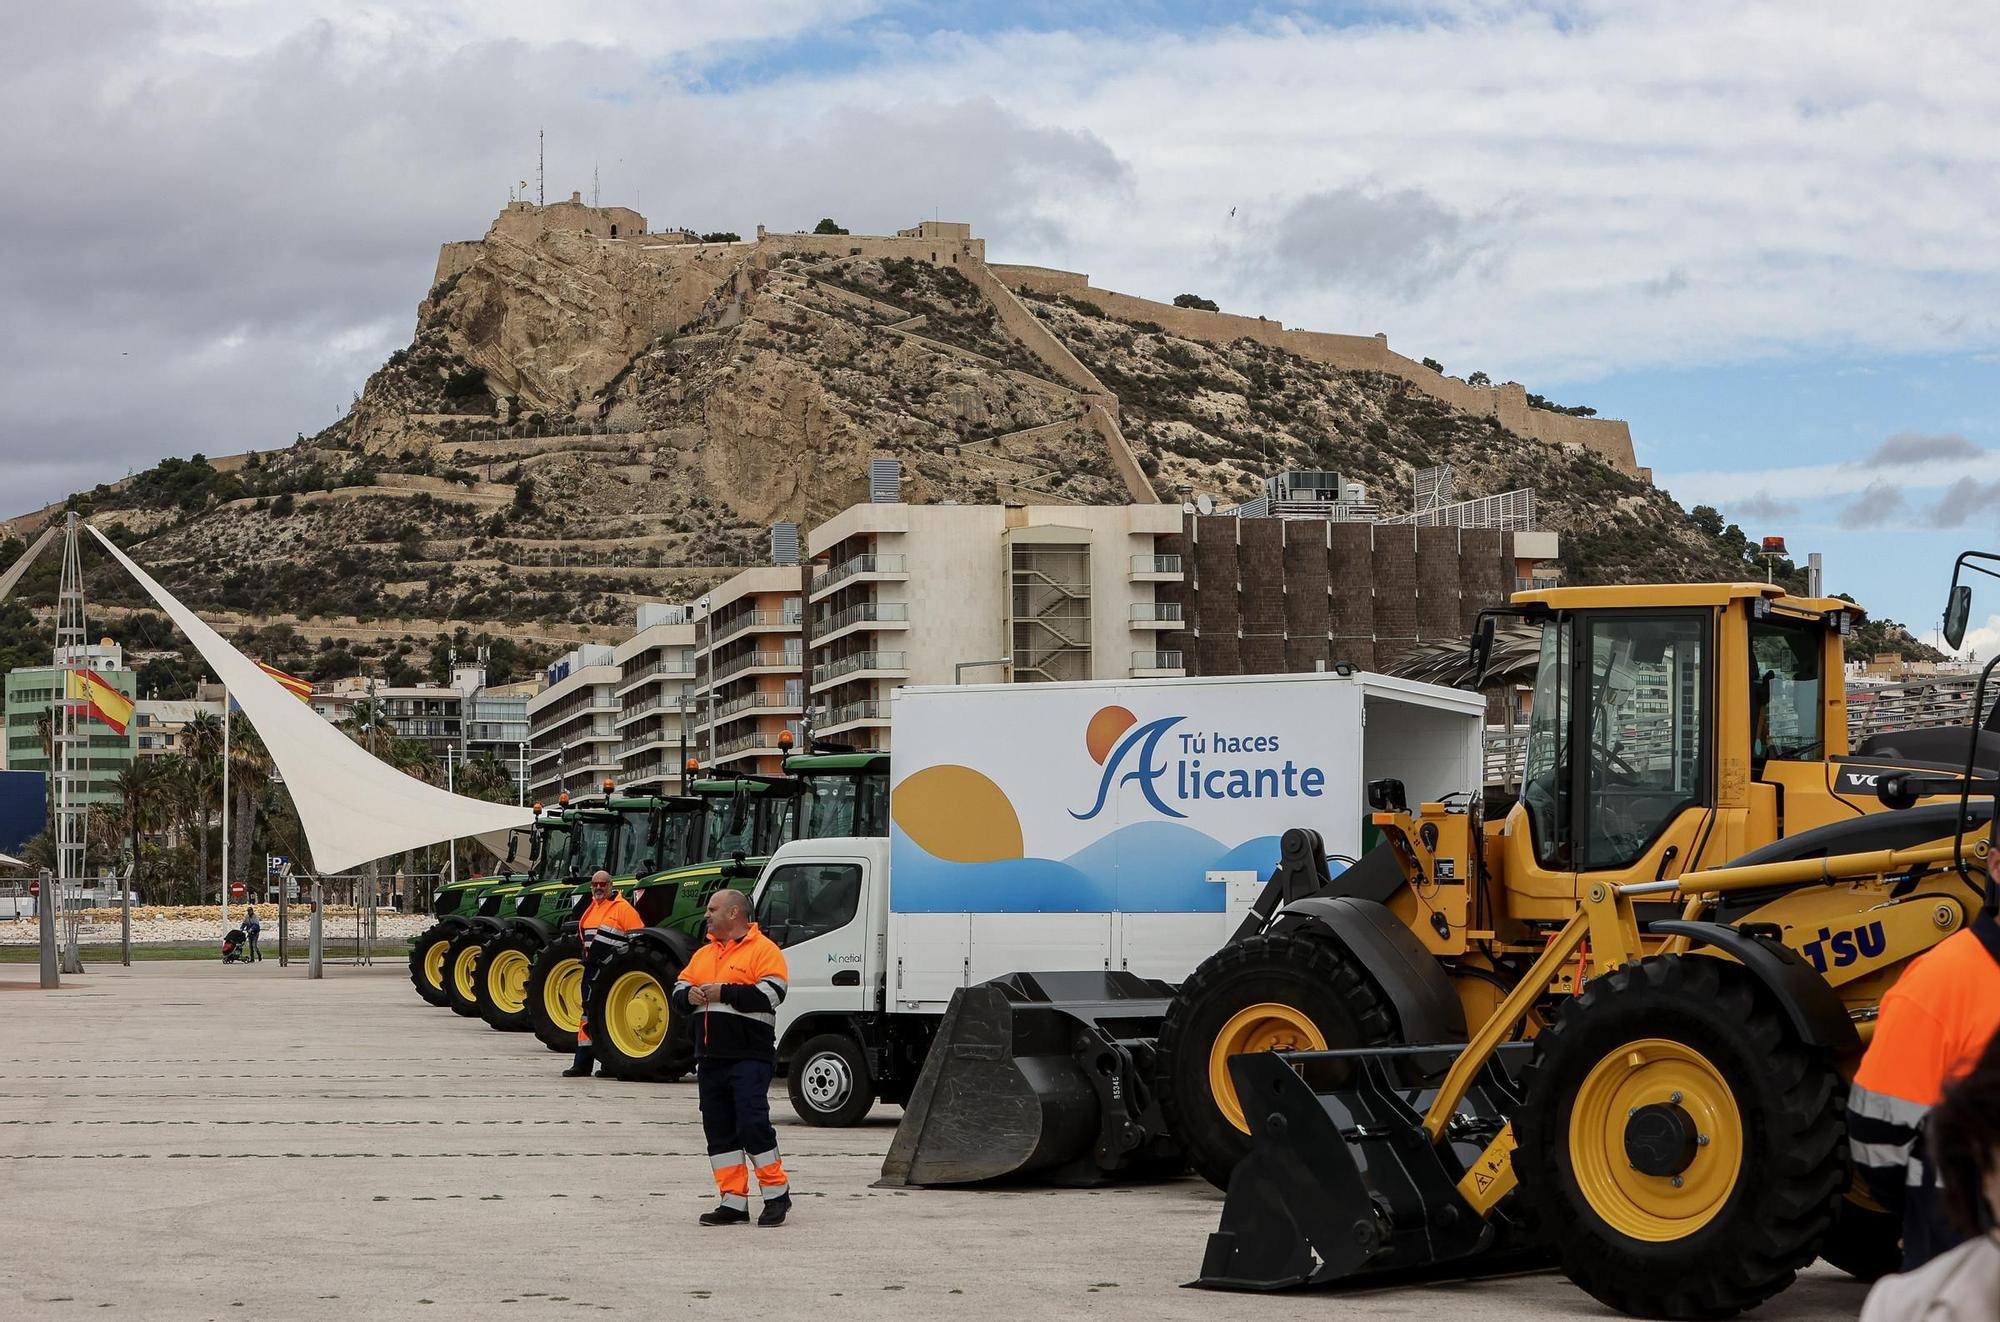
[612,603,700,795]
[692,567,807,775]
[803,500,1187,748]
[310,659,534,797]
[525,646,620,802]
[133,696,227,759]
[4,644,137,807]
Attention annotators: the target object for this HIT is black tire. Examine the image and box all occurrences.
[1515,955,1845,1319]
[1155,930,1396,1190]
[787,1032,874,1126]
[408,923,455,1007]
[443,930,486,1019]
[527,934,587,1054]
[584,942,696,1082]
[1817,1196,1901,1282]
[474,929,543,1032]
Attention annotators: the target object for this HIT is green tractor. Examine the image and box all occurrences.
[581,752,891,1081]
[477,790,709,1033]
[440,807,604,1019]
[407,821,552,1007]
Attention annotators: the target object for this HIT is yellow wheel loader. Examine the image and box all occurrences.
[1186,558,2000,1317]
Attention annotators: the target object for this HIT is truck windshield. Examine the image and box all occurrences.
[754,862,863,948]
[801,772,889,839]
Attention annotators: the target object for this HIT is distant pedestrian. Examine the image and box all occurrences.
[671,889,790,1226]
[243,907,262,962]
[567,871,641,1078]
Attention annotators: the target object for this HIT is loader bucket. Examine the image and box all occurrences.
[880,970,1178,1187]
[1195,1044,1539,1291]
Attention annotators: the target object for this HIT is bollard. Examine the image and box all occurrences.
[278,878,289,968]
[120,867,132,968]
[59,877,82,975]
[308,880,324,979]
[38,869,58,989]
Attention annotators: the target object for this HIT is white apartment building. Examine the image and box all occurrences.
[691,566,806,776]
[613,603,700,795]
[803,501,1186,748]
[524,645,620,801]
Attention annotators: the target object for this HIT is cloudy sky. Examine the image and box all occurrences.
[6,1,1999,647]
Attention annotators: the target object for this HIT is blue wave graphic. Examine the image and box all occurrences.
[889,822,1285,914]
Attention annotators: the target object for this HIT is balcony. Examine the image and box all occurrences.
[817,699,891,734]
[711,721,805,764]
[1130,553,1185,582]
[704,608,803,651]
[810,650,909,693]
[1132,650,1186,677]
[614,727,677,759]
[614,655,696,698]
[1129,602,1186,631]
[708,649,800,684]
[810,553,908,601]
[615,695,669,728]
[709,690,805,726]
[813,600,910,646]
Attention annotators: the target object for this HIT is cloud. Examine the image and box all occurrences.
[1855,432,1985,467]
[1729,492,1798,521]
[1953,613,2000,660]
[1931,476,2000,527]
[1837,480,1911,530]
[1236,184,1482,299]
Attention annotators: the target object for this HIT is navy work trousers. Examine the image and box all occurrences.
[697,1057,777,1164]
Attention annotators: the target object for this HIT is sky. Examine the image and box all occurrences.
[4,1,1999,648]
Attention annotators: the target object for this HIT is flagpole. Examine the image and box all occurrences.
[221,684,230,932]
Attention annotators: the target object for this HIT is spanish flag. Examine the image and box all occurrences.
[68,668,135,736]
[257,660,313,703]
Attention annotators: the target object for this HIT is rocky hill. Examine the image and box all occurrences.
[14,201,1928,683]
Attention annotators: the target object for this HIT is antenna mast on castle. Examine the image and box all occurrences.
[537,129,545,206]
[593,160,599,209]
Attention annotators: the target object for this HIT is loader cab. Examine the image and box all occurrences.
[1504,584,1856,919]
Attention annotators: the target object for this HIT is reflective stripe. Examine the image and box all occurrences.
[759,975,789,991]
[1909,1162,1931,1187]
[710,1149,747,1170]
[758,1181,789,1199]
[754,982,782,1009]
[694,1003,776,1025]
[719,1193,749,1211]
[1851,1139,1916,1169]
[1849,1085,1931,1126]
[751,1147,782,1168]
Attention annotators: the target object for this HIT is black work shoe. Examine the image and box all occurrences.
[560,1065,593,1078]
[699,1206,750,1226]
[757,1196,790,1227]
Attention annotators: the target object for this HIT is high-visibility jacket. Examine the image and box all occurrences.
[669,923,788,1064]
[578,894,642,958]
[1849,908,2000,1268]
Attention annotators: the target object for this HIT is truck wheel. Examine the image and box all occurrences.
[1817,1195,1901,1282]
[443,930,486,1019]
[408,923,454,1007]
[1156,930,1395,1190]
[475,929,541,1032]
[788,1033,874,1126]
[1515,955,1845,1319]
[527,935,586,1054]
[586,943,696,1082]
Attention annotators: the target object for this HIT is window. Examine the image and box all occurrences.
[1749,616,1824,767]
[1520,622,1572,868]
[755,862,862,947]
[1580,615,1707,870]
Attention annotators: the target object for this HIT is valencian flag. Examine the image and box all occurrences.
[256,660,313,703]
[67,668,135,735]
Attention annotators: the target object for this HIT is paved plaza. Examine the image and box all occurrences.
[1,959,1870,1320]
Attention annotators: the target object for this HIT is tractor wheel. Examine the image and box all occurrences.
[1515,954,1845,1319]
[787,1032,875,1126]
[443,930,487,1019]
[585,943,696,1082]
[1817,1195,1901,1282]
[1155,930,1396,1190]
[475,930,542,1033]
[527,935,586,1054]
[408,923,454,1007]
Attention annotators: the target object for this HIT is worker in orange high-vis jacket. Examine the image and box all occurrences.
[566,871,642,1078]
[1850,838,2000,1268]
[671,888,791,1226]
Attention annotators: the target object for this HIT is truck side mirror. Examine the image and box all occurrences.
[1944,583,1972,651]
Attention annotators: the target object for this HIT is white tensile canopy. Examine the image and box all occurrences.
[89,527,533,875]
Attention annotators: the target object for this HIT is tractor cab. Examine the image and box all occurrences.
[788,751,891,840]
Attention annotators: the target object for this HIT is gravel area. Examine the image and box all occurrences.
[0,910,435,945]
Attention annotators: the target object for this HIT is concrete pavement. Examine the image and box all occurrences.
[0,960,1871,1320]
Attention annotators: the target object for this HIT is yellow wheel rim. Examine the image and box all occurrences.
[487,949,531,1015]
[1209,1002,1329,1133]
[422,940,448,991]
[1569,1038,1743,1242]
[452,945,481,1001]
[604,969,670,1059]
[545,959,584,1034]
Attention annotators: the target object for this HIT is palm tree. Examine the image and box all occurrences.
[113,761,162,898]
[181,711,224,898]
[226,711,272,888]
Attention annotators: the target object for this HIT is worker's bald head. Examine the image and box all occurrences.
[589,870,613,895]
[704,887,751,940]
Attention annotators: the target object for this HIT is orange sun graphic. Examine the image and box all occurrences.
[1085,706,1139,764]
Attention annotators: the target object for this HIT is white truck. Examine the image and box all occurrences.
[750,670,1482,1126]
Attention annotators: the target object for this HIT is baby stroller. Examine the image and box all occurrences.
[222,927,249,963]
